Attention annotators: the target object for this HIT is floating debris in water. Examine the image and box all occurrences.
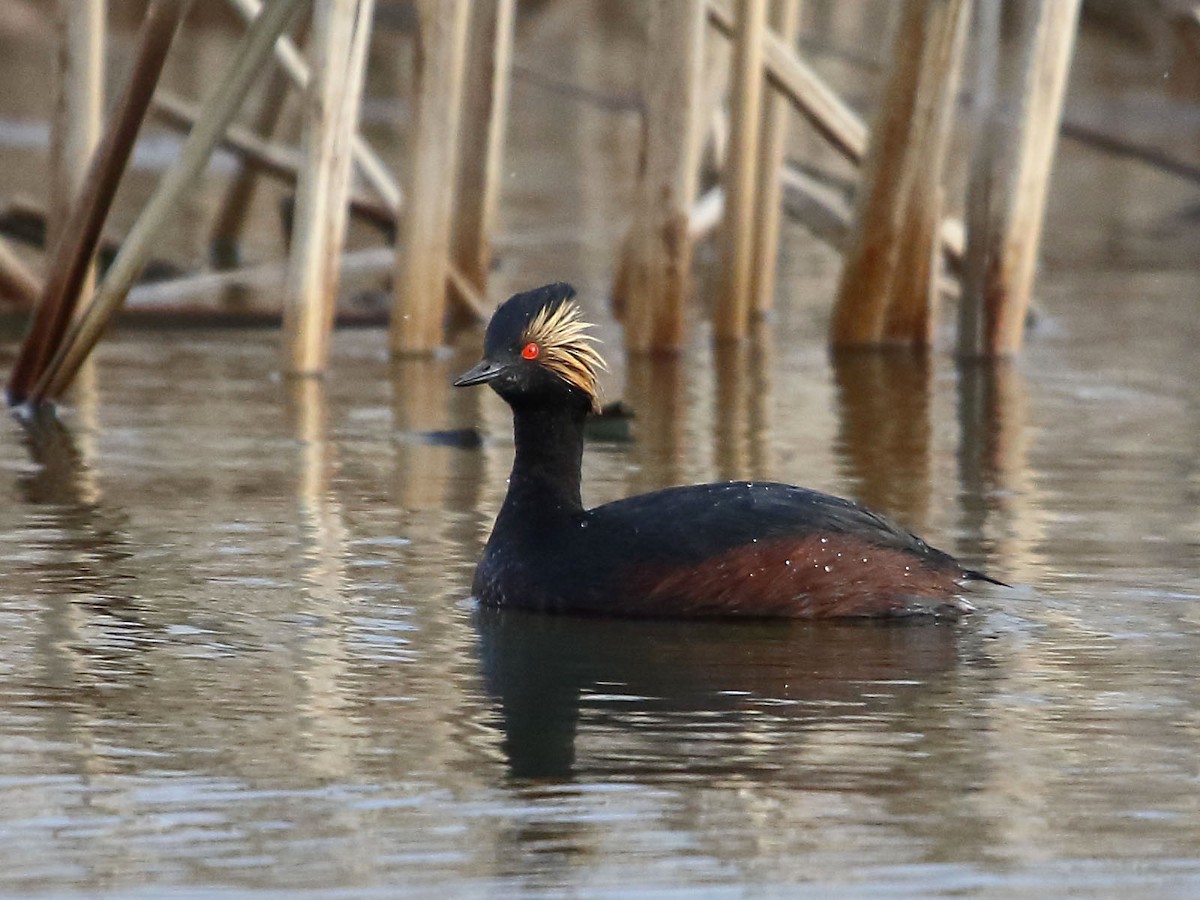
[585,400,635,443]
[406,428,484,449]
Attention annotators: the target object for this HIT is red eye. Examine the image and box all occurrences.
[521,342,539,360]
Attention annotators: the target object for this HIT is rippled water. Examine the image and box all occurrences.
[1,4,1199,897]
[1,267,1197,896]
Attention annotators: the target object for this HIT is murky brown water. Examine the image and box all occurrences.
[0,3,1198,897]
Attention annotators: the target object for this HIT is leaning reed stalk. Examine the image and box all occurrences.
[209,7,311,268]
[151,89,395,231]
[33,0,306,403]
[224,0,402,215]
[6,0,188,407]
[707,0,863,164]
[706,0,967,270]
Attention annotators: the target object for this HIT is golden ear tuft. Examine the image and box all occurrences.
[523,300,607,410]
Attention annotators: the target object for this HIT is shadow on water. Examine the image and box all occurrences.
[476,606,964,782]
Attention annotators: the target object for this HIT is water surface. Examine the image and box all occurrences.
[1,4,1199,896]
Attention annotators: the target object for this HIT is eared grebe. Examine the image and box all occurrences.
[454,283,1000,619]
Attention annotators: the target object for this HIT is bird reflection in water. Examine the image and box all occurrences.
[475,606,962,782]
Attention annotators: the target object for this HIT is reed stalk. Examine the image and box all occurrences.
[390,0,472,356]
[449,0,516,313]
[6,0,188,407]
[225,0,402,215]
[620,0,706,354]
[151,90,395,231]
[48,0,106,264]
[714,0,768,341]
[210,8,311,269]
[707,0,863,163]
[958,0,1081,357]
[707,0,967,273]
[832,0,970,348]
[749,0,803,316]
[126,246,392,312]
[33,0,307,403]
[283,0,376,375]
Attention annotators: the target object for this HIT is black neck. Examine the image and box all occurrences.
[498,400,587,527]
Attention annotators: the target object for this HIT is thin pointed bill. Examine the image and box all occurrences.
[453,359,507,387]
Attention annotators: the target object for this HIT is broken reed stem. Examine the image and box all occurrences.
[33,0,307,403]
[210,7,311,268]
[126,246,392,312]
[283,0,376,376]
[224,0,402,215]
[714,0,769,341]
[151,90,395,231]
[958,0,1081,357]
[449,0,516,312]
[390,0,472,356]
[749,0,803,316]
[620,0,706,354]
[6,0,189,407]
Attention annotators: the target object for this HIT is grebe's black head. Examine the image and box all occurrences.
[454,283,606,412]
